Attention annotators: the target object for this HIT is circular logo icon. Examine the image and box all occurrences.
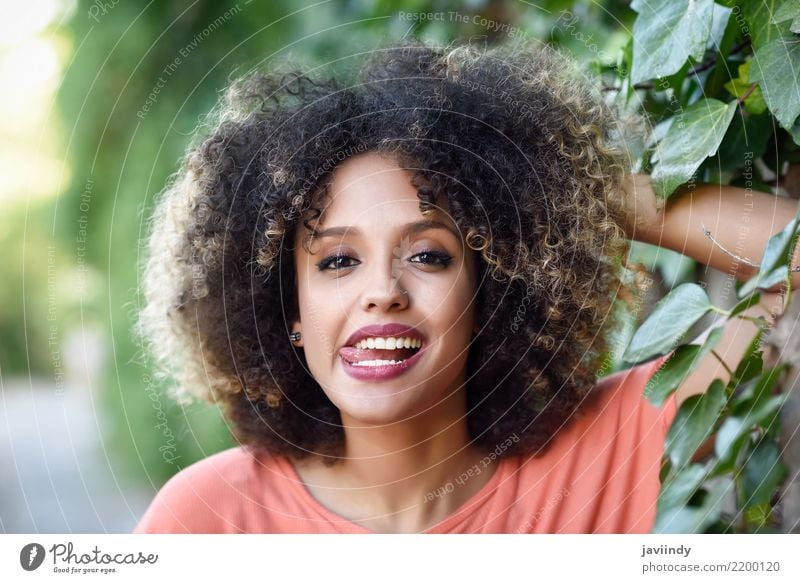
[20,543,46,571]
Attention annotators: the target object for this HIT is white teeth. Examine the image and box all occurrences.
[351,359,405,367]
[353,337,422,350]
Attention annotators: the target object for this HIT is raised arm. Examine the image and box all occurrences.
[620,174,797,407]
[623,175,800,290]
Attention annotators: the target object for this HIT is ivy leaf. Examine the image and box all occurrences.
[773,1,800,33]
[715,395,786,465]
[730,330,765,388]
[650,99,737,198]
[665,379,727,469]
[772,2,800,25]
[709,3,733,50]
[630,0,715,84]
[724,60,767,114]
[749,38,800,131]
[742,439,788,507]
[653,478,730,533]
[758,211,800,274]
[644,326,724,407]
[657,463,707,513]
[712,112,771,173]
[733,364,787,415]
[624,283,713,363]
[738,211,800,298]
[743,0,793,51]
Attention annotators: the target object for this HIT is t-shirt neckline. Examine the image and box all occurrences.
[278,453,508,534]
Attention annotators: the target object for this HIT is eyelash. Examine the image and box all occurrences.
[316,250,453,272]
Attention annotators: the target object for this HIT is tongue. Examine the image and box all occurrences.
[339,346,417,363]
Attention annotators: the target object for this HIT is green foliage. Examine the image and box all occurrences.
[643,326,724,407]
[623,283,713,363]
[628,229,794,532]
[738,210,800,298]
[630,0,715,84]
[750,38,800,131]
[618,0,800,533]
[650,99,737,198]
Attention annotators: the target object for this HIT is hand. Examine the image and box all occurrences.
[619,173,663,241]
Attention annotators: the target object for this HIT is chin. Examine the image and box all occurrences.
[337,394,421,425]
[325,382,435,426]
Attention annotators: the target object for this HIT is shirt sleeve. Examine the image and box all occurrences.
[132,458,243,534]
[133,470,210,533]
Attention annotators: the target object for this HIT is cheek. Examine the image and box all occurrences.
[433,275,476,335]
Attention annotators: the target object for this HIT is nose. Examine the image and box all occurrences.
[359,250,410,312]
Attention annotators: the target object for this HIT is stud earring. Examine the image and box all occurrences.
[289,331,301,342]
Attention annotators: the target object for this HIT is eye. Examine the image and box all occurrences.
[409,250,453,268]
[316,254,360,272]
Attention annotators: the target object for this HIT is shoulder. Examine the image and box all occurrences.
[589,353,677,437]
[529,354,676,455]
[133,446,274,533]
[592,355,671,406]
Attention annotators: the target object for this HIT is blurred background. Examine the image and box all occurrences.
[0,0,761,532]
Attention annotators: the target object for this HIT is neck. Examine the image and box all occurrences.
[293,383,498,533]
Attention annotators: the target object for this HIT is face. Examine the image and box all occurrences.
[291,152,479,426]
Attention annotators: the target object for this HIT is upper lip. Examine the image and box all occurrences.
[343,323,425,348]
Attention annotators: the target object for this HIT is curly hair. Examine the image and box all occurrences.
[138,39,644,466]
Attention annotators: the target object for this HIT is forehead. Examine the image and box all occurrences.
[306,152,454,230]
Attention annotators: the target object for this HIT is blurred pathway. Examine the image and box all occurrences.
[0,377,152,533]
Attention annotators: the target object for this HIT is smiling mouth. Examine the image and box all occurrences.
[338,344,422,366]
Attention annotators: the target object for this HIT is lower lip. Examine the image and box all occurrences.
[339,345,427,381]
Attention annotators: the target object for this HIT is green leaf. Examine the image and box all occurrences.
[644,326,724,407]
[657,463,707,512]
[738,269,782,299]
[624,283,713,363]
[665,379,727,469]
[772,2,800,25]
[651,99,737,198]
[653,478,730,533]
[724,60,767,114]
[744,502,775,531]
[715,395,786,463]
[737,211,800,298]
[758,212,800,275]
[733,364,787,414]
[790,117,800,147]
[730,292,762,318]
[731,339,764,387]
[749,38,800,131]
[709,3,733,50]
[630,0,715,84]
[743,0,793,51]
[742,439,788,507]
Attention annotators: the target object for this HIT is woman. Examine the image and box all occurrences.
[133,40,794,533]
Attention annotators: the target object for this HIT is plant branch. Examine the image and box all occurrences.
[711,349,735,380]
[738,83,757,105]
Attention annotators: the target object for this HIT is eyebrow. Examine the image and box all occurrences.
[310,220,461,241]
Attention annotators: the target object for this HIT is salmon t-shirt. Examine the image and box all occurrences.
[134,356,675,534]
